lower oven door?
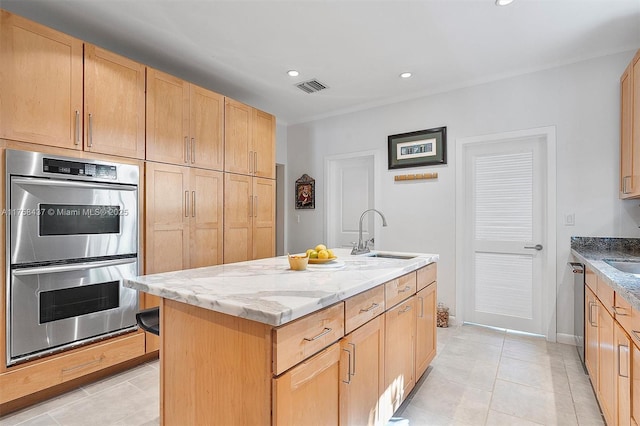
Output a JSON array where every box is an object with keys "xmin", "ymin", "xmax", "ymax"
[{"xmin": 8, "ymin": 257, "xmax": 138, "ymax": 366}]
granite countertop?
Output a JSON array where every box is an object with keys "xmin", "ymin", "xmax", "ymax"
[
  {"xmin": 125, "ymin": 248, "xmax": 438, "ymax": 327},
  {"xmin": 571, "ymin": 237, "xmax": 640, "ymax": 311}
]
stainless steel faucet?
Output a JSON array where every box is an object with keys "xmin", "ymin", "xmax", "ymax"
[{"xmin": 351, "ymin": 209, "xmax": 388, "ymax": 255}]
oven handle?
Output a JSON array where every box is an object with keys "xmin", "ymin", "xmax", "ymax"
[
  {"xmin": 12, "ymin": 257, "xmax": 137, "ymax": 276},
  {"xmin": 11, "ymin": 177, "xmax": 137, "ymax": 191}
]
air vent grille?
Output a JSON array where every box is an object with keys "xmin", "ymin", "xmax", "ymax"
[{"xmin": 295, "ymin": 79, "xmax": 328, "ymax": 94}]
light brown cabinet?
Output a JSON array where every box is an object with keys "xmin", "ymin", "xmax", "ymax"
[
  {"xmin": 597, "ymin": 292, "xmax": 616, "ymax": 425},
  {"xmin": 224, "ymin": 98, "xmax": 276, "ymax": 179},
  {"xmin": 0, "ymin": 12, "xmax": 145, "ymax": 158},
  {"xmin": 146, "ymin": 68, "xmax": 224, "ymax": 170},
  {"xmin": 223, "ymin": 173, "xmax": 275, "ymax": 263},
  {"xmin": 585, "ymin": 285, "xmax": 599, "ymax": 380},
  {"xmin": 632, "ymin": 343, "xmax": 640, "ymax": 425},
  {"xmin": 416, "ymin": 281, "xmax": 437, "ymax": 379},
  {"xmin": 615, "ymin": 321, "xmax": 631, "ymax": 426},
  {"xmin": 620, "ymin": 49, "xmax": 640, "ymax": 198}
]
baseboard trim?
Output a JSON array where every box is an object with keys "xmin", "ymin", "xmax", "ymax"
[{"xmin": 556, "ymin": 333, "xmax": 576, "ymax": 346}]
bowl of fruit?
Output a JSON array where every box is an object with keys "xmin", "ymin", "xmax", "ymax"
[{"xmin": 306, "ymin": 244, "xmax": 337, "ymax": 264}]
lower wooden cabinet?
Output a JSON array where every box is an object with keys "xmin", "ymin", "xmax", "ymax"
[
  {"xmin": 597, "ymin": 297, "xmax": 616, "ymax": 425},
  {"xmin": 632, "ymin": 343, "xmax": 640, "ymax": 425},
  {"xmin": 340, "ymin": 316, "xmax": 385, "ymax": 426},
  {"xmin": 416, "ymin": 281, "xmax": 437, "ymax": 379},
  {"xmin": 382, "ymin": 296, "xmax": 416, "ymax": 418},
  {"xmin": 585, "ymin": 285, "xmax": 599, "ymax": 380},
  {"xmin": 616, "ymin": 321, "xmax": 631, "ymax": 426}
]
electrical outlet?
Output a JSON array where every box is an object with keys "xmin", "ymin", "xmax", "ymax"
[{"xmin": 564, "ymin": 213, "xmax": 575, "ymax": 226}]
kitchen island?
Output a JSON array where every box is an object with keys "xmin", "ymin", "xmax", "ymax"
[{"xmin": 125, "ymin": 248, "xmax": 438, "ymax": 425}]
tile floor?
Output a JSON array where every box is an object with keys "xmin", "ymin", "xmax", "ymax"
[{"xmin": 0, "ymin": 324, "xmax": 603, "ymax": 426}]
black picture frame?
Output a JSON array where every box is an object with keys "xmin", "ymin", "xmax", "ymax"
[
  {"xmin": 388, "ymin": 126, "xmax": 447, "ymax": 169},
  {"xmin": 295, "ymin": 174, "xmax": 315, "ymax": 209}
]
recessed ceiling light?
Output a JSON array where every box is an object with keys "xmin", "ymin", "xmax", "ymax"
[
  {"xmin": 495, "ymin": 0, "xmax": 514, "ymax": 6},
  {"xmin": 400, "ymin": 72, "xmax": 412, "ymax": 79},
  {"xmin": 287, "ymin": 70, "xmax": 299, "ymax": 77}
]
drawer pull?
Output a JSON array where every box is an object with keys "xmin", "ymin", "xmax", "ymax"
[
  {"xmin": 632, "ymin": 330, "xmax": 640, "ymax": 343},
  {"xmin": 612, "ymin": 306, "xmax": 629, "ymax": 316},
  {"xmin": 349, "ymin": 342, "xmax": 356, "ymax": 376},
  {"xmin": 398, "ymin": 285, "xmax": 411, "ymax": 293},
  {"xmin": 619, "ymin": 343, "xmax": 630, "ymax": 378},
  {"xmin": 398, "ymin": 305, "xmax": 412, "ymax": 315},
  {"xmin": 359, "ymin": 303, "xmax": 379, "ymax": 313},
  {"xmin": 61, "ymin": 355, "xmax": 106, "ymax": 374},
  {"xmin": 342, "ymin": 348, "xmax": 352, "ymax": 384},
  {"xmin": 303, "ymin": 327, "xmax": 332, "ymax": 342}
]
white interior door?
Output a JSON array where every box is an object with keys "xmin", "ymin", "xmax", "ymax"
[
  {"xmin": 462, "ymin": 136, "xmax": 548, "ymax": 335},
  {"xmin": 326, "ymin": 153, "xmax": 376, "ymax": 249}
]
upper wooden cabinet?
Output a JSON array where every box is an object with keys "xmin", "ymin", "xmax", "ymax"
[
  {"xmin": 225, "ymin": 98, "xmax": 276, "ymax": 179},
  {"xmin": 620, "ymin": 49, "xmax": 640, "ymax": 198},
  {"xmin": 0, "ymin": 11, "xmax": 145, "ymax": 158},
  {"xmin": 146, "ymin": 68, "xmax": 224, "ymax": 170},
  {"xmin": 84, "ymin": 44, "xmax": 145, "ymax": 158},
  {"xmin": 0, "ymin": 10, "xmax": 83, "ymax": 149}
]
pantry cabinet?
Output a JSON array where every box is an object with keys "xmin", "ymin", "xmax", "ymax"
[
  {"xmin": 224, "ymin": 98, "xmax": 276, "ymax": 179},
  {"xmin": 223, "ymin": 173, "xmax": 275, "ymax": 263},
  {"xmin": 0, "ymin": 11, "xmax": 145, "ymax": 158},
  {"xmin": 620, "ymin": 49, "xmax": 640, "ymax": 198},
  {"xmin": 146, "ymin": 68, "xmax": 224, "ymax": 170}
]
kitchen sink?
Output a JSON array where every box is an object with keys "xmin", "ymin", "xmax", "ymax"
[
  {"xmin": 603, "ymin": 259, "xmax": 640, "ymax": 274},
  {"xmin": 363, "ymin": 252, "xmax": 416, "ymax": 260}
]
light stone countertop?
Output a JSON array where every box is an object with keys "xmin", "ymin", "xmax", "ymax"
[
  {"xmin": 571, "ymin": 237, "xmax": 640, "ymax": 312},
  {"xmin": 125, "ymin": 248, "xmax": 439, "ymax": 326}
]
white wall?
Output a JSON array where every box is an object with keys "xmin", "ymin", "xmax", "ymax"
[{"xmin": 283, "ymin": 50, "xmax": 639, "ymax": 337}]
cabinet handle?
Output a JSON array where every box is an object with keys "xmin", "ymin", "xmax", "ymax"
[
  {"xmin": 249, "ymin": 195, "xmax": 253, "ymax": 218},
  {"xmin": 184, "ymin": 137, "xmax": 189, "ymax": 163},
  {"xmin": 184, "ymin": 191, "xmax": 189, "ymax": 217},
  {"xmin": 419, "ymin": 296, "xmax": 424, "ymax": 318},
  {"xmin": 191, "ymin": 191, "xmax": 196, "ymax": 217},
  {"xmin": 61, "ymin": 354, "xmax": 105, "ymax": 373},
  {"xmin": 191, "ymin": 138, "xmax": 195, "ymax": 164},
  {"xmin": 398, "ymin": 305, "xmax": 412, "ymax": 315},
  {"xmin": 359, "ymin": 303, "xmax": 379, "ymax": 313},
  {"xmin": 254, "ymin": 196, "xmax": 258, "ymax": 218},
  {"xmin": 623, "ymin": 176, "xmax": 632, "ymax": 194},
  {"xmin": 612, "ymin": 306, "xmax": 629, "ymax": 316},
  {"xmin": 618, "ymin": 343, "xmax": 630, "ymax": 378},
  {"xmin": 254, "ymin": 152, "xmax": 258, "ymax": 175},
  {"xmin": 398, "ymin": 285, "xmax": 411, "ymax": 293},
  {"xmin": 342, "ymin": 348, "xmax": 352, "ymax": 384},
  {"xmin": 349, "ymin": 342, "xmax": 356, "ymax": 376},
  {"xmin": 75, "ymin": 110, "xmax": 80, "ymax": 145},
  {"xmin": 588, "ymin": 301, "xmax": 598, "ymax": 327},
  {"xmin": 632, "ymin": 330, "xmax": 640, "ymax": 344},
  {"xmin": 88, "ymin": 113, "xmax": 93, "ymax": 147},
  {"xmin": 249, "ymin": 151, "xmax": 253, "ymax": 174},
  {"xmin": 303, "ymin": 327, "xmax": 332, "ymax": 341}
]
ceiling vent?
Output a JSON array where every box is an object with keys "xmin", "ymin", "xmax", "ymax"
[{"xmin": 295, "ymin": 79, "xmax": 328, "ymax": 94}]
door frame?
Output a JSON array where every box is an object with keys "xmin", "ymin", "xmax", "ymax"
[
  {"xmin": 455, "ymin": 126, "xmax": 557, "ymax": 341},
  {"xmin": 324, "ymin": 150, "xmax": 382, "ymax": 249}
]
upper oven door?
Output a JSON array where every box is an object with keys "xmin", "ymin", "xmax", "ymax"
[{"xmin": 9, "ymin": 176, "xmax": 138, "ymax": 264}]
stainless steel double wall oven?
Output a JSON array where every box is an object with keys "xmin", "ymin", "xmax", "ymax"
[{"xmin": 6, "ymin": 149, "xmax": 140, "ymax": 366}]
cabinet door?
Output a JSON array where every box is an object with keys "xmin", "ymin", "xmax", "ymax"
[
  {"xmin": 146, "ymin": 68, "xmax": 189, "ymax": 165},
  {"xmin": 189, "ymin": 168, "xmax": 223, "ymax": 268},
  {"xmin": 598, "ymin": 298, "xmax": 616, "ymax": 425},
  {"xmin": 616, "ymin": 322, "xmax": 631, "ymax": 426},
  {"xmin": 189, "ymin": 85, "xmax": 224, "ymax": 170},
  {"xmin": 84, "ymin": 45, "xmax": 145, "ymax": 159},
  {"xmin": 224, "ymin": 173, "xmax": 253, "ymax": 263},
  {"xmin": 0, "ymin": 10, "xmax": 83, "ymax": 149},
  {"xmin": 621, "ymin": 61, "xmax": 635, "ymax": 198},
  {"xmin": 340, "ymin": 316, "xmax": 385, "ymax": 426},
  {"xmin": 382, "ymin": 296, "xmax": 416, "ymax": 420},
  {"xmin": 254, "ymin": 109, "xmax": 276, "ymax": 179},
  {"xmin": 632, "ymin": 343, "xmax": 640, "ymax": 425},
  {"xmin": 273, "ymin": 343, "xmax": 341, "ymax": 426},
  {"xmin": 253, "ymin": 177, "xmax": 276, "ymax": 260},
  {"xmin": 416, "ymin": 282, "xmax": 437, "ymax": 379},
  {"xmin": 585, "ymin": 286, "xmax": 599, "ymax": 380},
  {"xmin": 224, "ymin": 98, "xmax": 253, "ymax": 175}
]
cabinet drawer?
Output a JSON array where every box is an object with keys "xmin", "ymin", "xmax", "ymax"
[
  {"xmin": 614, "ymin": 293, "xmax": 636, "ymax": 338},
  {"xmin": 417, "ymin": 263, "xmax": 437, "ymax": 291},
  {"xmin": 585, "ymin": 266, "xmax": 597, "ymax": 292},
  {"xmin": 385, "ymin": 272, "xmax": 417, "ymax": 308},
  {"xmin": 344, "ymin": 285, "xmax": 385, "ymax": 334},
  {"xmin": 0, "ymin": 332, "xmax": 145, "ymax": 404},
  {"xmin": 597, "ymin": 276, "xmax": 615, "ymax": 316},
  {"xmin": 273, "ymin": 303, "xmax": 344, "ymax": 375}
]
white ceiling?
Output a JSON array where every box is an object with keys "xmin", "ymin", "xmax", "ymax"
[{"xmin": 3, "ymin": 0, "xmax": 640, "ymax": 125}]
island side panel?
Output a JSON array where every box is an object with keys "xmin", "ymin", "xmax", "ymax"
[{"xmin": 161, "ymin": 298, "xmax": 272, "ymax": 425}]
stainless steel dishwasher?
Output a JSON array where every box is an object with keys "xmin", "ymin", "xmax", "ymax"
[{"xmin": 569, "ymin": 261, "xmax": 587, "ymax": 372}]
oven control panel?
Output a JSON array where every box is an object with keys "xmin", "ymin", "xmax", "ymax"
[{"xmin": 43, "ymin": 158, "xmax": 117, "ymax": 180}]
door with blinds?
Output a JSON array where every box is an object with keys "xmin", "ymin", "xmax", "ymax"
[{"xmin": 462, "ymin": 136, "xmax": 546, "ymax": 335}]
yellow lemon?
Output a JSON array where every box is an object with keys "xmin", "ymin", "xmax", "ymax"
[
  {"xmin": 327, "ymin": 249, "xmax": 335, "ymax": 259},
  {"xmin": 309, "ymin": 250, "xmax": 318, "ymax": 259},
  {"xmin": 306, "ymin": 248, "xmax": 314, "ymax": 257},
  {"xmin": 317, "ymin": 249, "xmax": 329, "ymax": 260},
  {"xmin": 315, "ymin": 244, "xmax": 327, "ymax": 252}
]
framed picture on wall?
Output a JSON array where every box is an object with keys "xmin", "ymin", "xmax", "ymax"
[
  {"xmin": 295, "ymin": 174, "xmax": 315, "ymax": 209},
  {"xmin": 388, "ymin": 126, "xmax": 447, "ymax": 169}
]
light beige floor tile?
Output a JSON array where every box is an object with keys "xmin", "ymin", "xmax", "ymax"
[
  {"xmin": 501, "ymin": 338, "xmax": 566, "ymax": 369},
  {"xmin": 81, "ymin": 363, "xmax": 156, "ymax": 395},
  {"xmin": 497, "ymin": 355, "xmax": 571, "ymax": 395},
  {"xmin": 0, "ymin": 388, "xmax": 88, "ymax": 426},
  {"xmin": 490, "ymin": 379, "xmax": 578, "ymax": 425},
  {"xmin": 429, "ymin": 352, "xmax": 498, "ymax": 392},
  {"xmin": 437, "ymin": 336, "xmax": 503, "ymax": 365},
  {"xmin": 454, "ymin": 325, "xmax": 506, "ymax": 348},
  {"xmin": 485, "ymin": 409, "xmax": 544, "ymax": 425},
  {"xmin": 128, "ymin": 369, "xmax": 159, "ymax": 396},
  {"xmin": 3, "ymin": 414, "xmax": 59, "ymax": 426}
]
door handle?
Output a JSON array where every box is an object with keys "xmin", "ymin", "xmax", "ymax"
[{"xmin": 524, "ymin": 244, "xmax": 543, "ymax": 251}]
